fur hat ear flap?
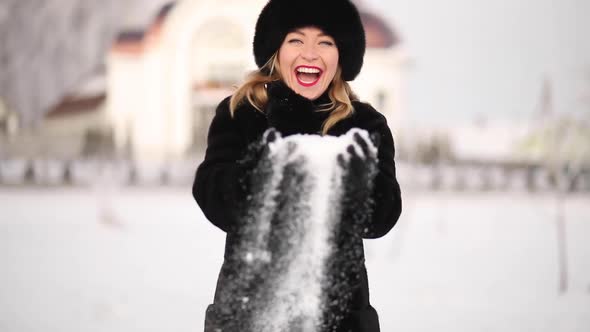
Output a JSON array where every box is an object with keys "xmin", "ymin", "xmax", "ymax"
[{"xmin": 253, "ymin": 0, "xmax": 366, "ymax": 81}]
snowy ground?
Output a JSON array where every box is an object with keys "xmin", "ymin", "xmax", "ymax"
[{"xmin": 0, "ymin": 186, "xmax": 589, "ymax": 332}]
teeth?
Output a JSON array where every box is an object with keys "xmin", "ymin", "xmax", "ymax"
[{"xmin": 297, "ymin": 67, "xmax": 321, "ymax": 74}]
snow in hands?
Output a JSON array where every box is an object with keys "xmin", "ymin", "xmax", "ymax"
[{"xmin": 227, "ymin": 128, "xmax": 378, "ymax": 332}]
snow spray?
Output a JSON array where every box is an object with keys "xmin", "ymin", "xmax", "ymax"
[{"xmin": 232, "ymin": 128, "xmax": 377, "ymax": 332}]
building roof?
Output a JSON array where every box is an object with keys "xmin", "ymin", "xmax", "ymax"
[
  {"xmin": 111, "ymin": 1, "xmax": 177, "ymax": 55},
  {"xmin": 154, "ymin": 1, "xmax": 176, "ymax": 24},
  {"xmin": 46, "ymin": 94, "xmax": 106, "ymax": 119},
  {"xmin": 360, "ymin": 11, "xmax": 400, "ymax": 49},
  {"xmin": 111, "ymin": 29, "xmax": 146, "ymax": 54}
]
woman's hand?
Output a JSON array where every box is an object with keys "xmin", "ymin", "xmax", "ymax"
[
  {"xmin": 337, "ymin": 130, "xmax": 379, "ymax": 199},
  {"xmin": 336, "ymin": 129, "xmax": 380, "ymax": 235}
]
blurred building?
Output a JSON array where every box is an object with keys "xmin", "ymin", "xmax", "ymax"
[
  {"xmin": 105, "ymin": 0, "xmax": 407, "ymax": 165},
  {"xmin": 1, "ymin": 75, "xmax": 109, "ymax": 160},
  {"xmin": 0, "ymin": 0, "xmax": 409, "ymax": 185},
  {"xmin": 0, "ymin": 98, "xmax": 18, "ymax": 139}
]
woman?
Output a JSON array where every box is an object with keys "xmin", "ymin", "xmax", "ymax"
[{"xmin": 193, "ymin": 0, "xmax": 402, "ymax": 331}]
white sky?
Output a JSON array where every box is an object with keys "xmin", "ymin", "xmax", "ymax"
[{"xmin": 364, "ymin": 0, "xmax": 590, "ymax": 126}]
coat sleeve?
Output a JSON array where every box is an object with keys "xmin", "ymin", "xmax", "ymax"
[
  {"xmin": 192, "ymin": 97, "xmax": 248, "ymax": 233},
  {"xmin": 362, "ymin": 109, "xmax": 403, "ymax": 239}
]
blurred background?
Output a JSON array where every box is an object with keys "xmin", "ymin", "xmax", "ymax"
[{"xmin": 1, "ymin": 0, "xmax": 589, "ymax": 331}]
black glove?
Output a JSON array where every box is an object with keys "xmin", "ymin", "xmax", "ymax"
[
  {"xmin": 334, "ymin": 129, "xmax": 379, "ymax": 248},
  {"xmin": 337, "ymin": 130, "xmax": 379, "ymax": 205},
  {"xmin": 323, "ymin": 130, "xmax": 380, "ymax": 327},
  {"xmin": 238, "ymin": 128, "xmax": 281, "ymax": 189},
  {"xmin": 265, "ymin": 80, "xmax": 321, "ymax": 136},
  {"xmin": 238, "ymin": 127, "xmax": 279, "ymax": 166}
]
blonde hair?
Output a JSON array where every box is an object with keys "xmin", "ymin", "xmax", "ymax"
[{"xmin": 229, "ymin": 53, "xmax": 357, "ymax": 135}]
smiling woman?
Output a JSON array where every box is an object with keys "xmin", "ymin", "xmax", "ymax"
[
  {"xmin": 278, "ymin": 27, "xmax": 339, "ymax": 100},
  {"xmin": 192, "ymin": 0, "xmax": 402, "ymax": 331}
]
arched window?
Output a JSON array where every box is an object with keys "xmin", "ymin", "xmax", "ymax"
[{"xmin": 189, "ymin": 18, "xmax": 247, "ymax": 87}]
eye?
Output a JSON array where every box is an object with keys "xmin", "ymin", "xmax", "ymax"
[
  {"xmin": 319, "ymin": 40, "xmax": 335, "ymax": 46},
  {"xmin": 288, "ymin": 38, "xmax": 303, "ymax": 44}
]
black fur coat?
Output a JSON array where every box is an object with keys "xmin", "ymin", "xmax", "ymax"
[{"xmin": 193, "ymin": 82, "xmax": 402, "ymax": 332}]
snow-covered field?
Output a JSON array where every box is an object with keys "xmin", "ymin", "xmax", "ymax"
[{"xmin": 0, "ymin": 186, "xmax": 589, "ymax": 332}]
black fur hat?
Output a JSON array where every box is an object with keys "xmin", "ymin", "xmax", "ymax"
[{"xmin": 253, "ymin": 0, "xmax": 366, "ymax": 81}]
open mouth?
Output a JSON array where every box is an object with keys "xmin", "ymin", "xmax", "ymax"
[{"xmin": 295, "ymin": 66, "xmax": 323, "ymax": 87}]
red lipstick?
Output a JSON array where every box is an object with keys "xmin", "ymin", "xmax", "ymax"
[{"xmin": 295, "ymin": 65, "xmax": 323, "ymax": 87}]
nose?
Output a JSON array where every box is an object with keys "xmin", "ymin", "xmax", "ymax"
[{"xmin": 300, "ymin": 43, "xmax": 319, "ymax": 61}]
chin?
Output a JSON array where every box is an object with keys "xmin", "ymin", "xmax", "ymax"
[
  {"xmin": 299, "ymin": 91, "xmax": 319, "ymax": 100},
  {"xmin": 286, "ymin": 78, "xmax": 328, "ymax": 100},
  {"xmin": 298, "ymin": 85, "xmax": 329, "ymax": 100}
]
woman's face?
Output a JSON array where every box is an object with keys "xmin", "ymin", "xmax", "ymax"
[{"xmin": 277, "ymin": 26, "xmax": 339, "ymax": 100}]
